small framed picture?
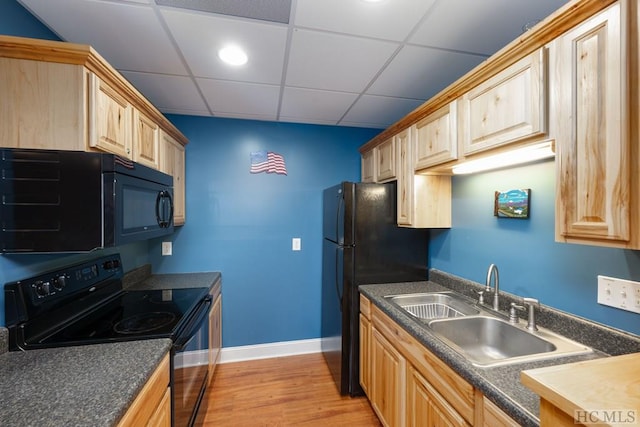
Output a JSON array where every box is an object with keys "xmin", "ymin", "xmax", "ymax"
[{"xmin": 494, "ymin": 189, "xmax": 530, "ymax": 219}]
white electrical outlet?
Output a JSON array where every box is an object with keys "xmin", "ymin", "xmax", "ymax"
[
  {"xmin": 597, "ymin": 275, "xmax": 640, "ymax": 314},
  {"xmin": 162, "ymin": 241, "xmax": 172, "ymax": 256},
  {"xmin": 292, "ymin": 238, "xmax": 301, "ymax": 251}
]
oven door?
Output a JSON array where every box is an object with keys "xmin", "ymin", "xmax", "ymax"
[{"xmin": 173, "ymin": 296, "xmax": 212, "ymax": 427}]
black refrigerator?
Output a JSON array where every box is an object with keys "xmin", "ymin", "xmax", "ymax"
[{"xmin": 321, "ymin": 181, "xmax": 429, "ymax": 396}]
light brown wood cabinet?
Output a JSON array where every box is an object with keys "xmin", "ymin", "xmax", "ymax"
[
  {"xmin": 133, "ymin": 108, "xmax": 160, "ymax": 170},
  {"xmin": 361, "ymin": 149, "xmax": 376, "ymax": 183},
  {"xmin": 396, "ymin": 127, "xmax": 452, "ymax": 229},
  {"xmin": 376, "ymin": 137, "xmax": 397, "ymax": 182},
  {"xmin": 551, "ymin": 1, "xmax": 635, "ymax": 248},
  {"xmin": 360, "ymin": 294, "xmax": 522, "ymax": 427},
  {"xmin": 359, "ymin": 294, "xmax": 372, "ymax": 396},
  {"xmin": 413, "ymin": 100, "xmax": 459, "ymax": 170},
  {"xmin": 160, "ymin": 130, "xmax": 186, "ymax": 226},
  {"xmin": 459, "ymin": 48, "xmax": 547, "ymax": 156},
  {"xmin": 117, "ymin": 353, "xmax": 171, "ymax": 427},
  {"xmin": 371, "ymin": 326, "xmax": 406, "ymax": 427},
  {"xmin": 208, "ymin": 278, "xmax": 222, "ymax": 385},
  {"xmin": 0, "ymin": 35, "xmax": 188, "ymax": 224}
]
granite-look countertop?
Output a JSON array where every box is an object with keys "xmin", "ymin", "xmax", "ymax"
[
  {"xmin": 360, "ymin": 272, "xmax": 640, "ymax": 427},
  {"xmin": 124, "ymin": 267, "xmax": 220, "ymax": 291},
  {"xmin": 0, "ymin": 338, "xmax": 171, "ymax": 427}
]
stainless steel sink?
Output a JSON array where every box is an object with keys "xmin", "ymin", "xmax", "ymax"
[
  {"xmin": 428, "ymin": 316, "xmax": 592, "ymax": 367},
  {"xmin": 385, "ymin": 292, "xmax": 480, "ymax": 320}
]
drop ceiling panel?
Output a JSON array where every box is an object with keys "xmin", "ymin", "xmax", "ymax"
[
  {"xmin": 19, "ymin": 0, "xmax": 187, "ymax": 74},
  {"xmin": 162, "ymin": 9, "xmax": 288, "ymax": 84},
  {"xmin": 280, "ymin": 87, "xmax": 359, "ymax": 123},
  {"xmin": 286, "ymin": 29, "xmax": 399, "ymax": 93},
  {"xmin": 411, "ymin": 0, "xmax": 568, "ymax": 55},
  {"xmin": 197, "ymin": 78, "xmax": 280, "ymax": 120},
  {"xmin": 368, "ymin": 45, "xmax": 486, "ymax": 100},
  {"xmin": 294, "ymin": 0, "xmax": 436, "ymax": 41},
  {"xmin": 121, "ymin": 71, "xmax": 209, "ymax": 114},
  {"xmin": 343, "ymin": 95, "xmax": 424, "ymax": 128}
]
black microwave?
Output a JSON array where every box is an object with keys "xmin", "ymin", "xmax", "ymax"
[{"xmin": 0, "ymin": 148, "xmax": 173, "ymax": 253}]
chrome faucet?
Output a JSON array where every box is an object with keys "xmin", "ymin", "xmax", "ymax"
[
  {"xmin": 522, "ymin": 297, "xmax": 540, "ymax": 331},
  {"xmin": 485, "ymin": 264, "xmax": 500, "ymax": 310}
]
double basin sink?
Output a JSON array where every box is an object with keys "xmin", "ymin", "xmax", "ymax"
[{"xmin": 384, "ymin": 292, "xmax": 592, "ymax": 367}]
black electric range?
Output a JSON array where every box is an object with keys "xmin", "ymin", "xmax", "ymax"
[{"xmin": 4, "ymin": 254, "xmax": 212, "ymax": 427}]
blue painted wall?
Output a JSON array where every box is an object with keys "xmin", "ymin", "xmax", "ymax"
[
  {"xmin": 430, "ymin": 159, "xmax": 640, "ymax": 335},
  {"xmin": 0, "ymin": 0, "xmax": 58, "ymax": 40},
  {"xmin": 149, "ymin": 116, "xmax": 379, "ymax": 347}
]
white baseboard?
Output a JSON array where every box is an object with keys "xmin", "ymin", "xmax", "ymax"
[
  {"xmin": 174, "ymin": 338, "xmax": 341, "ymax": 367},
  {"xmin": 219, "ymin": 337, "xmax": 340, "ymax": 364}
]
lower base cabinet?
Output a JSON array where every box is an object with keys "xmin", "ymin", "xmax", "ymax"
[
  {"xmin": 208, "ymin": 278, "xmax": 222, "ymax": 385},
  {"xmin": 359, "ymin": 294, "xmax": 520, "ymax": 427},
  {"xmin": 117, "ymin": 353, "xmax": 171, "ymax": 427}
]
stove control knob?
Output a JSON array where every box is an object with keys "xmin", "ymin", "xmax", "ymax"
[
  {"xmin": 53, "ymin": 275, "xmax": 66, "ymax": 291},
  {"xmin": 35, "ymin": 281, "xmax": 50, "ymax": 297}
]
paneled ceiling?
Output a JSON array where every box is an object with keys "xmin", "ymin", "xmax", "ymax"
[{"xmin": 18, "ymin": 0, "xmax": 568, "ymax": 129}]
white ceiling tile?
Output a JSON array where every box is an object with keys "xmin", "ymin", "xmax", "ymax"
[
  {"xmin": 280, "ymin": 87, "xmax": 358, "ymax": 123},
  {"xmin": 286, "ymin": 29, "xmax": 399, "ymax": 93},
  {"xmin": 19, "ymin": 0, "xmax": 187, "ymax": 74},
  {"xmin": 342, "ymin": 95, "xmax": 424, "ymax": 128},
  {"xmin": 294, "ymin": 0, "xmax": 436, "ymax": 41},
  {"xmin": 368, "ymin": 45, "xmax": 485, "ymax": 100},
  {"xmin": 162, "ymin": 9, "xmax": 288, "ymax": 84},
  {"xmin": 411, "ymin": 0, "xmax": 568, "ymax": 55},
  {"xmin": 197, "ymin": 79, "xmax": 280, "ymax": 119},
  {"xmin": 120, "ymin": 71, "xmax": 208, "ymax": 113}
]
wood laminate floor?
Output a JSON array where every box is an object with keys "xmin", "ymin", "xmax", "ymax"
[{"xmin": 194, "ymin": 353, "xmax": 382, "ymax": 426}]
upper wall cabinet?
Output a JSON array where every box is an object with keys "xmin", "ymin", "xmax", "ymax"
[
  {"xmin": 160, "ymin": 130, "xmax": 186, "ymax": 226},
  {"xmin": 413, "ymin": 100, "xmax": 458, "ymax": 170},
  {"xmin": 460, "ymin": 48, "xmax": 547, "ymax": 156},
  {"xmin": 551, "ymin": 1, "xmax": 634, "ymax": 248},
  {"xmin": 361, "ymin": 149, "xmax": 376, "ymax": 183},
  {"xmin": 375, "ymin": 137, "xmax": 397, "ymax": 182},
  {"xmin": 89, "ymin": 73, "xmax": 133, "ymax": 158}
]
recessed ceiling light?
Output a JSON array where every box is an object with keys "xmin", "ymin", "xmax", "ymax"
[{"xmin": 218, "ymin": 45, "xmax": 248, "ymax": 66}]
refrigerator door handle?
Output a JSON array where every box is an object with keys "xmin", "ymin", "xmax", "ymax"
[{"xmin": 335, "ymin": 189, "xmax": 343, "ymax": 245}]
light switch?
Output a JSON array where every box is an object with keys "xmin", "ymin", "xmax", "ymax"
[
  {"xmin": 162, "ymin": 241, "xmax": 172, "ymax": 256},
  {"xmin": 292, "ymin": 238, "xmax": 301, "ymax": 251}
]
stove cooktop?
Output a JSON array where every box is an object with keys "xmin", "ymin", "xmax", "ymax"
[{"xmin": 41, "ymin": 287, "xmax": 209, "ymax": 345}]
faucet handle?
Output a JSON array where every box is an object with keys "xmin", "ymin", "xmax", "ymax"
[
  {"xmin": 509, "ymin": 302, "xmax": 526, "ymax": 323},
  {"xmin": 522, "ymin": 297, "xmax": 539, "ymax": 307},
  {"xmin": 477, "ymin": 290, "xmax": 485, "ymax": 305},
  {"xmin": 522, "ymin": 298, "xmax": 540, "ymax": 331}
]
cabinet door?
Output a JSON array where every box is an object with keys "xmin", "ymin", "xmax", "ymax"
[
  {"xmin": 396, "ymin": 128, "xmax": 413, "ymax": 226},
  {"xmin": 551, "ymin": 3, "xmax": 628, "ymax": 246},
  {"xmin": 371, "ymin": 327, "xmax": 406, "ymax": 427},
  {"xmin": 208, "ymin": 292, "xmax": 222, "ymax": 385},
  {"xmin": 406, "ymin": 365, "xmax": 470, "ymax": 427},
  {"xmin": 89, "ymin": 73, "xmax": 132, "ymax": 158},
  {"xmin": 461, "ymin": 48, "xmax": 546, "ymax": 155},
  {"xmin": 160, "ymin": 131, "xmax": 186, "ymax": 226},
  {"xmin": 376, "ymin": 137, "xmax": 396, "ymax": 182},
  {"xmin": 133, "ymin": 109, "xmax": 160, "ymax": 169},
  {"xmin": 146, "ymin": 387, "xmax": 171, "ymax": 427},
  {"xmin": 482, "ymin": 397, "xmax": 519, "ymax": 427},
  {"xmin": 359, "ymin": 313, "xmax": 371, "ymax": 397},
  {"xmin": 361, "ymin": 149, "xmax": 376, "ymax": 183},
  {"xmin": 414, "ymin": 101, "xmax": 458, "ymax": 170}
]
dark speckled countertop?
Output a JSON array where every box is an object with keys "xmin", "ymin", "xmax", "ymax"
[
  {"xmin": 0, "ymin": 339, "xmax": 172, "ymax": 427},
  {"xmin": 0, "ymin": 268, "xmax": 220, "ymax": 426},
  {"xmin": 360, "ymin": 269, "xmax": 640, "ymax": 427}
]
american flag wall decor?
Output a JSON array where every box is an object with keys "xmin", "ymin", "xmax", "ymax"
[{"xmin": 250, "ymin": 151, "xmax": 287, "ymax": 175}]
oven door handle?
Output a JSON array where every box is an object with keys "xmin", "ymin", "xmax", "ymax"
[{"xmin": 174, "ymin": 295, "xmax": 213, "ymax": 350}]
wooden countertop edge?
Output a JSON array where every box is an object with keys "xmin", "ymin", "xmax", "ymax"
[
  {"xmin": 359, "ymin": 0, "xmax": 618, "ymax": 153},
  {"xmin": 0, "ymin": 35, "xmax": 188, "ymax": 146},
  {"xmin": 521, "ymin": 353, "xmax": 640, "ymax": 421}
]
